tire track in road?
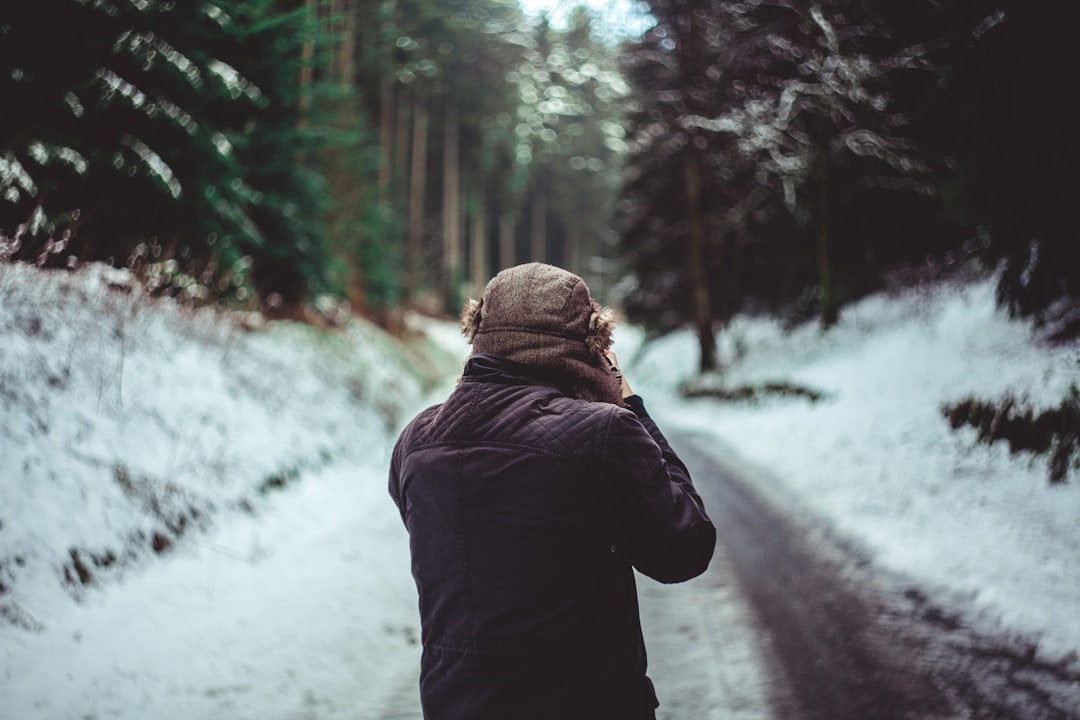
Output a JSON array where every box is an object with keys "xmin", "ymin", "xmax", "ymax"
[
  {"xmin": 638, "ymin": 537, "xmax": 786, "ymax": 720},
  {"xmin": 670, "ymin": 431, "xmax": 958, "ymax": 720},
  {"xmin": 670, "ymin": 430, "xmax": 1080, "ymax": 720}
]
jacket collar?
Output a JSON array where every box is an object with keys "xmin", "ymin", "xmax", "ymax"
[{"xmin": 461, "ymin": 353, "xmax": 563, "ymax": 390}]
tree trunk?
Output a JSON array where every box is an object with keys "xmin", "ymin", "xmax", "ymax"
[
  {"xmin": 817, "ymin": 147, "xmax": 837, "ymax": 328},
  {"xmin": 334, "ymin": 0, "xmax": 355, "ymax": 85},
  {"xmin": 407, "ymin": 81, "xmax": 429, "ymax": 299},
  {"xmin": 499, "ymin": 213, "xmax": 515, "ymax": 270},
  {"xmin": 395, "ymin": 82, "xmax": 410, "ymax": 194},
  {"xmin": 530, "ymin": 191, "xmax": 546, "ymax": 264},
  {"xmin": 298, "ymin": 0, "xmax": 317, "ymax": 120},
  {"xmin": 442, "ymin": 95, "xmax": 462, "ymax": 305},
  {"xmin": 378, "ymin": 76, "xmax": 394, "ymax": 202},
  {"xmin": 671, "ymin": 7, "xmax": 718, "ymax": 372},
  {"xmin": 469, "ymin": 188, "xmax": 487, "ymax": 294},
  {"xmin": 684, "ymin": 146, "xmax": 718, "ymax": 373},
  {"xmin": 565, "ymin": 203, "xmax": 582, "ymax": 276}
]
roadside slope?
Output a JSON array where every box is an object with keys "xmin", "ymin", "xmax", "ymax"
[{"xmin": 0, "ymin": 262, "xmax": 456, "ymax": 719}]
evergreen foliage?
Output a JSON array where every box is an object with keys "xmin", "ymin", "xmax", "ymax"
[
  {"xmin": 618, "ymin": 0, "xmax": 956, "ymax": 343},
  {"xmin": 617, "ymin": 0, "xmax": 1077, "ymax": 364},
  {"xmin": 2, "ymin": 0, "xmax": 1074, "ymax": 326},
  {"xmin": 221, "ymin": 0, "xmax": 330, "ymax": 309},
  {"xmin": 943, "ymin": 383, "xmax": 1080, "ymax": 485},
  {"xmin": 0, "ymin": 0, "xmax": 336, "ymax": 307},
  {"xmin": 927, "ymin": 1, "xmax": 1080, "ymax": 322}
]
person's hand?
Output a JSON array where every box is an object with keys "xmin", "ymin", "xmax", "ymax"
[{"xmin": 605, "ymin": 350, "xmax": 634, "ymax": 399}]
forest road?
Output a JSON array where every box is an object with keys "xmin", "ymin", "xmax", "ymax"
[{"xmin": 664, "ymin": 430, "xmax": 1080, "ymax": 720}]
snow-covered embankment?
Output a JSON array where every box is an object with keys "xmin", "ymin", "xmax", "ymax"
[{"xmin": 0, "ymin": 262, "xmax": 458, "ymax": 719}]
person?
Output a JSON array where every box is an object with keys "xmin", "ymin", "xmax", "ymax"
[{"xmin": 388, "ymin": 263, "xmax": 716, "ymax": 720}]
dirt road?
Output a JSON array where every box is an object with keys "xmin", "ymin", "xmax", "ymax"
[{"xmin": 660, "ymin": 430, "xmax": 1080, "ymax": 720}]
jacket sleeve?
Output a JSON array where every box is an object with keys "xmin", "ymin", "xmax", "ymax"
[
  {"xmin": 388, "ymin": 403, "xmax": 441, "ymax": 527},
  {"xmin": 603, "ymin": 395, "xmax": 716, "ymax": 583}
]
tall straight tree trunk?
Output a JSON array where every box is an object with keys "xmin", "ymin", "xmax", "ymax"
[
  {"xmin": 499, "ymin": 213, "xmax": 515, "ymax": 270},
  {"xmin": 407, "ymin": 81, "xmax": 429, "ymax": 298},
  {"xmin": 671, "ymin": 8, "xmax": 718, "ymax": 372},
  {"xmin": 565, "ymin": 202, "xmax": 582, "ymax": 276},
  {"xmin": 530, "ymin": 192, "xmax": 546, "ymax": 264},
  {"xmin": 298, "ymin": 0, "xmax": 317, "ymax": 120},
  {"xmin": 469, "ymin": 188, "xmax": 487, "ymax": 293},
  {"xmin": 817, "ymin": 147, "xmax": 837, "ymax": 327},
  {"xmin": 324, "ymin": 0, "xmax": 361, "ymax": 302},
  {"xmin": 684, "ymin": 146, "xmax": 718, "ymax": 373},
  {"xmin": 442, "ymin": 95, "xmax": 461, "ymax": 305},
  {"xmin": 395, "ymin": 82, "xmax": 410, "ymax": 194},
  {"xmin": 334, "ymin": 0, "xmax": 355, "ymax": 84},
  {"xmin": 378, "ymin": 76, "xmax": 394, "ymax": 202}
]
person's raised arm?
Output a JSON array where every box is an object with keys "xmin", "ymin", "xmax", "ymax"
[{"xmin": 602, "ymin": 398, "xmax": 715, "ymax": 584}]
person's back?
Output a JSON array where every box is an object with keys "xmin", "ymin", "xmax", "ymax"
[{"xmin": 390, "ymin": 263, "xmax": 715, "ymax": 720}]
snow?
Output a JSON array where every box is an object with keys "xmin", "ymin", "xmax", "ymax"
[
  {"xmin": 624, "ymin": 277, "xmax": 1080, "ymax": 665},
  {"xmin": 0, "ymin": 262, "xmax": 450, "ymax": 718},
  {"xmin": 1, "ymin": 261, "xmax": 1077, "ymax": 719}
]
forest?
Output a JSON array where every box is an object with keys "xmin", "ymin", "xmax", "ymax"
[
  {"xmin": 1, "ymin": 0, "xmax": 1077, "ymax": 371},
  {"xmin": 2, "ymin": 4, "xmax": 1080, "ymax": 715}
]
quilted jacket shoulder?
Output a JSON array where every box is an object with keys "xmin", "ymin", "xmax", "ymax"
[{"xmin": 399, "ymin": 375, "xmax": 614, "ymax": 460}]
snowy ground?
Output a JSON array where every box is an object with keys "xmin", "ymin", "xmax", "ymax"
[
  {"xmin": 1, "ymin": 262, "xmax": 1077, "ymax": 719},
  {"xmin": 625, "ymin": 276, "xmax": 1080, "ymax": 668},
  {"xmin": 0, "ymin": 262, "xmax": 454, "ymax": 719}
]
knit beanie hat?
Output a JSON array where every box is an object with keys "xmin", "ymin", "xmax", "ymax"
[{"xmin": 461, "ymin": 263, "xmax": 623, "ymax": 406}]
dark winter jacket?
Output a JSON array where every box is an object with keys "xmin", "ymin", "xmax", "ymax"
[{"xmin": 389, "ymin": 353, "xmax": 716, "ymax": 720}]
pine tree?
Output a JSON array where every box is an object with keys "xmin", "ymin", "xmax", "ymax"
[
  {"xmin": 928, "ymin": 1, "xmax": 1080, "ymax": 322},
  {"xmin": 0, "ymin": 0, "xmax": 341, "ymax": 309}
]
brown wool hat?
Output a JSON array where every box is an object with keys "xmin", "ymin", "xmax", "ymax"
[{"xmin": 461, "ymin": 263, "xmax": 623, "ymax": 405}]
